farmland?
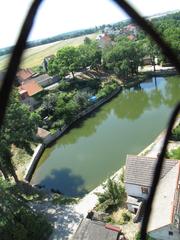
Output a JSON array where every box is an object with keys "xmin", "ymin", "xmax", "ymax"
[{"xmin": 0, "ymin": 32, "xmax": 98, "ymax": 70}]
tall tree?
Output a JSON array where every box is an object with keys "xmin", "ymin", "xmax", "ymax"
[
  {"xmin": 48, "ymin": 46, "xmax": 80, "ymax": 79},
  {"xmin": 103, "ymin": 38, "xmax": 144, "ymax": 78},
  {"xmin": 0, "ymin": 90, "xmax": 41, "ymax": 181}
]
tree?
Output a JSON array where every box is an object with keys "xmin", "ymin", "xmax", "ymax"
[
  {"xmin": 0, "ymin": 178, "xmax": 52, "ymax": 240},
  {"xmin": 84, "ymin": 37, "xmax": 92, "ymax": 45},
  {"xmin": 143, "ymin": 38, "xmax": 160, "ymax": 71},
  {"xmin": 49, "ymin": 46, "xmax": 80, "ymax": 78},
  {"xmin": 78, "ymin": 41, "xmax": 102, "ymax": 69},
  {"xmin": 74, "ymin": 91, "xmax": 91, "ymax": 110},
  {"xmin": 0, "ymin": 89, "xmax": 41, "ymax": 181},
  {"xmin": 103, "ymin": 38, "xmax": 144, "ymax": 78}
]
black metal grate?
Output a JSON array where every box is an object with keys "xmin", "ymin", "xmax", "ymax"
[{"xmin": 0, "ymin": 1, "xmax": 180, "ymax": 239}]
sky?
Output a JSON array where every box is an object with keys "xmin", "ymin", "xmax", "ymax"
[{"xmin": 0, "ymin": 0, "xmax": 179, "ymax": 48}]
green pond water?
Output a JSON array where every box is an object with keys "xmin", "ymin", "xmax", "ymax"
[{"xmin": 31, "ymin": 76, "xmax": 180, "ymax": 196}]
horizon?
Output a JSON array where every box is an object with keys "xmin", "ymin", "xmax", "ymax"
[{"xmin": 0, "ymin": 0, "xmax": 179, "ymax": 49}]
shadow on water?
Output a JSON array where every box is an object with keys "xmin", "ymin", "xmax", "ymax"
[{"xmin": 39, "ymin": 168, "xmax": 88, "ymax": 197}]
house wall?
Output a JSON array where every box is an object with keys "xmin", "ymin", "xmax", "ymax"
[
  {"xmin": 149, "ymin": 224, "xmax": 180, "ymax": 240},
  {"xmin": 125, "ymin": 183, "xmax": 150, "ymax": 199}
]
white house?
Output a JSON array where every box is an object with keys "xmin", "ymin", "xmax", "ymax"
[{"xmin": 125, "ymin": 155, "xmax": 180, "ymax": 239}]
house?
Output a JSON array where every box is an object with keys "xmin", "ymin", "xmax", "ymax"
[
  {"xmin": 16, "ymin": 68, "xmax": 35, "ymax": 84},
  {"xmin": 73, "ymin": 218, "xmax": 123, "ymax": 240},
  {"xmin": 125, "ymin": 155, "xmax": 180, "ymax": 239},
  {"xmin": 96, "ymin": 33, "xmax": 112, "ymax": 48},
  {"xmin": 18, "ymin": 80, "xmax": 43, "ymax": 109},
  {"xmin": 32, "ymin": 73, "xmax": 59, "ymax": 87}
]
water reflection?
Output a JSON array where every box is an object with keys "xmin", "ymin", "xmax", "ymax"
[
  {"xmin": 40, "ymin": 168, "xmax": 87, "ymax": 197},
  {"xmin": 31, "ymin": 76, "xmax": 180, "ymax": 195}
]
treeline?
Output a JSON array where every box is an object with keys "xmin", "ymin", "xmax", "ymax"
[{"xmin": 0, "ymin": 27, "xmax": 98, "ymax": 56}]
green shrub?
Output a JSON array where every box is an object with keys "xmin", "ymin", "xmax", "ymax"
[
  {"xmin": 59, "ymin": 80, "xmax": 71, "ymax": 91},
  {"xmin": 52, "ymin": 194, "xmax": 78, "ymax": 205},
  {"xmin": 97, "ymin": 82, "xmax": 117, "ymax": 99},
  {"xmin": 95, "ymin": 178, "xmax": 125, "ymax": 212},
  {"xmin": 135, "ymin": 232, "xmax": 154, "ymax": 240},
  {"xmin": 121, "ymin": 211, "xmax": 131, "ymax": 222},
  {"xmin": 171, "ymin": 124, "xmax": 180, "ymax": 141},
  {"xmin": 166, "ymin": 147, "xmax": 180, "ymax": 160}
]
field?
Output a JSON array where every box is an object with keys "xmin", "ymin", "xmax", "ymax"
[{"xmin": 0, "ymin": 32, "xmax": 98, "ymax": 70}]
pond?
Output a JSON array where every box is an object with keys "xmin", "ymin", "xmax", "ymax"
[{"xmin": 31, "ymin": 76, "xmax": 180, "ymax": 197}]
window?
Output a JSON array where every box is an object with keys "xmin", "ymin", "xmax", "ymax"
[
  {"xmin": 169, "ymin": 231, "xmax": 173, "ymax": 236},
  {"xmin": 141, "ymin": 187, "xmax": 148, "ymax": 194}
]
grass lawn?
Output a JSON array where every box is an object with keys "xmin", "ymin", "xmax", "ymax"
[
  {"xmin": 11, "ymin": 143, "xmax": 38, "ymax": 179},
  {"xmin": 0, "ymin": 32, "xmax": 98, "ymax": 70}
]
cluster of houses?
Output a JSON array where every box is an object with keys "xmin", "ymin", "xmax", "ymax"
[
  {"xmin": 96, "ymin": 23, "xmax": 138, "ymax": 44},
  {"xmin": 16, "ymin": 59, "xmax": 59, "ymax": 109}
]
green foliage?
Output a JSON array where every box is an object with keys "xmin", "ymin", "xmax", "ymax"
[
  {"xmin": 166, "ymin": 147, "xmax": 180, "ymax": 160},
  {"xmin": 78, "ymin": 40, "xmax": 102, "ymax": 69},
  {"xmin": 48, "ymin": 46, "xmax": 80, "ymax": 78},
  {"xmin": 103, "ymin": 38, "xmax": 144, "ymax": 78},
  {"xmin": 171, "ymin": 124, "xmax": 180, "ymax": 141},
  {"xmin": 52, "ymin": 193, "xmax": 78, "ymax": 205},
  {"xmin": 121, "ymin": 211, "xmax": 131, "ymax": 223},
  {"xmin": 135, "ymin": 232, "xmax": 154, "ymax": 240},
  {"xmin": 0, "ymin": 179, "xmax": 52, "ymax": 240},
  {"xmin": 74, "ymin": 91, "xmax": 91, "ymax": 110},
  {"xmin": 0, "ymin": 89, "xmax": 41, "ymax": 181},
  {"xmin": 96, "ymin": 82, "xmax": 117, "ymax": 99},
  {"xmin": 58, "ymin": 80, "xmax": 71, "ymax": 91},
  {"xmin": 96, "ymin": 178, "xmax": 125, "ymax": 212}
]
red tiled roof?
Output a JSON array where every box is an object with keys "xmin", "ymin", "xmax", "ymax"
[
  {"xmin": 16, "ymin": 68, "xmax": 34, "ymax": 81},
  {"xmin": 18, "ymin": 80, "xmax": 43, "ymax": 96}
]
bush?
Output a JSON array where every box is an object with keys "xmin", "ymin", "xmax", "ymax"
[
  {"xmin": 59, "ymin": 80, "xmax": 71, "ymax": 91},
  {"xmin": 166, "ymin": 147, "xmax": 180, "ymax": 160},
  {"xmin": 96, "ymin": 82, "xmax": 117, "ymax": 99},
  {"xmin": 121, "ymin": 211, "xmax": 131, "ymax": 223},
  {"xmin": 96, "ymin": 178, "xmax": 125, "ymax": 212},
  {"xmin": 171, "ymin": 124, "xmax": 180, "ymax": 141},
  {"xmin": 135, "ymin": 232, "xmax": 154, "ymax": 240}
]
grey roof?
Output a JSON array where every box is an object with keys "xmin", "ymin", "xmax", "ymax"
[
  {"xmin": 125, "ymin": 155, "xmax": 179, "ymax": 187},
  {"xmin": 32, "ymin": 74, "xmax": 52, "ymax": 83},
  {"xmin": 73, "ymin": 219, "xmax": 118, "ymax": 240}
]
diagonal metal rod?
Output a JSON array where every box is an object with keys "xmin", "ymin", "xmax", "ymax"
[
  {"xmin": 141, "ymin": 102, "xmax": 180, "ymax": 239},
  {"xmin": 112, "ymin": 1, "xmax": 180, "ymax": 239},
  {"xmin": 113, "ymin": 0, "xmax": 180, "ymax": 73},
  {"xmin": 0, "ymin": 0, "xmax": 43, "ymax": 128}
]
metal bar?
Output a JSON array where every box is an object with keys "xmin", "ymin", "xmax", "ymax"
[{"xmin": 0, "ymin": 0, "xmax": 43, "ymax": 127}]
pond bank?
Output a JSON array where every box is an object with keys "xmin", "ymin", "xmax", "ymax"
[
  {"xmin": 24, "ymin": 87, "xmax": 122, "ymax": 182},
  {"xmin": 24, "ymin": 74, "xmax": 150, "ymax": 183},
  {"xmin": 31, "ymin": 126, "xmax": 169, "ymax": 240}
]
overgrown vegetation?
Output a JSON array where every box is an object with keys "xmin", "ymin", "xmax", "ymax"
[
  {"xmin": 95, "ymin": 177, "xmax": 125, "ymax": 212},
  {"xmin": 135, "ymin": 232, "xmax": 154, "ymax": 240},
  {"xmin": 166, "ymin": 147, "xmax": 180, "ymax": 160},
  {"xmin": 52, "ymin": 193, "xmax": 79, "ymax": 205},
  {"xmin": 0, "ymin": 179, "xmax": 52, "ymax": 240},
  {"xmin": 170, "ymin": 123, "xmax": 180, "ymax": 141}
]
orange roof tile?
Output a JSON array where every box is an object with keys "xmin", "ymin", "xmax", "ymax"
[{"xmin": 16, "ymin": 68, "xmax": 34, "ymax": 81}]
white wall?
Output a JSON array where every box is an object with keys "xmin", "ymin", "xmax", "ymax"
[
  {"xmin": 149, "ymin": 224, "xmax": 180, "ymax": 240},
  {"xmin": 125, "ymin": 183, "xmax": 150, "ymax": 199}
]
